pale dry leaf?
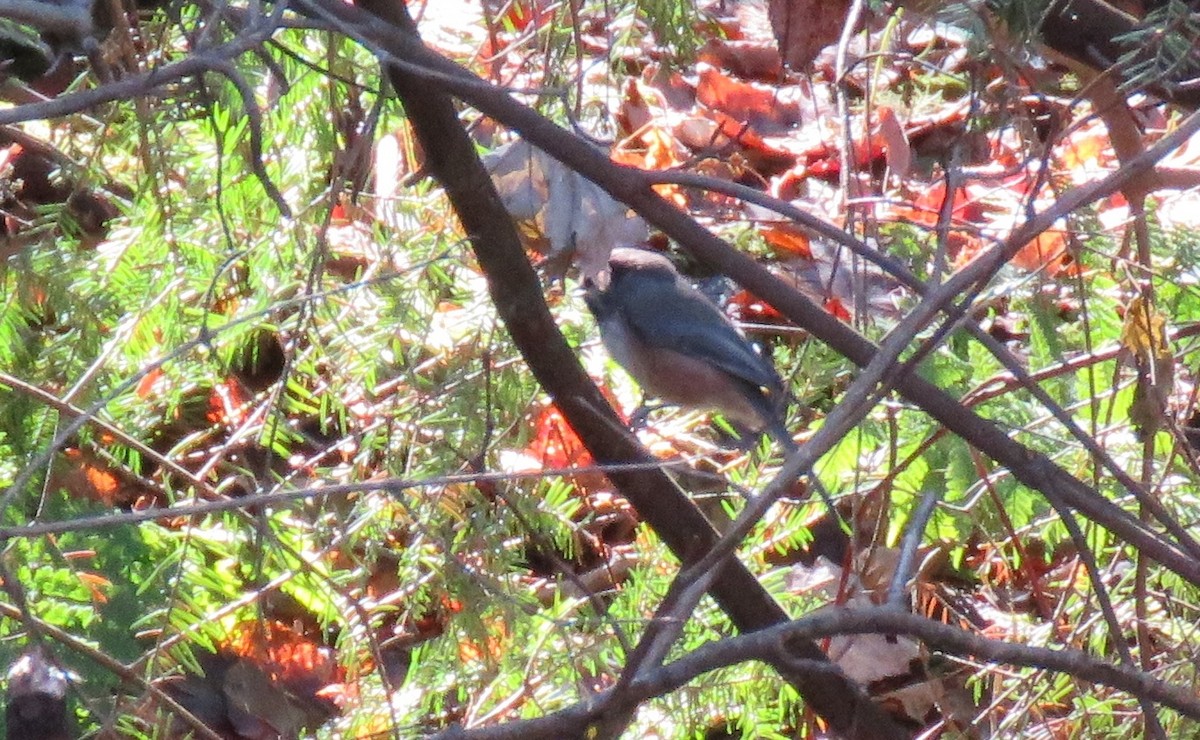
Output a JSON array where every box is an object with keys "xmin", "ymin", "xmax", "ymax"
[
  {"xmin": 876, "ymin": 106, "xmax": 911, "ymax": 180},
  {"xmin": 786, "ymin": 555, "xmax": 844, "ymax": 598},
  {"xmin": 821, "ymin": 597, "xmax": 922, "ymax": 686},
  {"xmin": 483, "ymin": 139, "xmax": 648, "ymax": 281}
]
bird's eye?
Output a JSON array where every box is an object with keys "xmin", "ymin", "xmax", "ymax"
[{"xmin": 582, "ymin": 267, "xmax": 612, "ymax": 292}]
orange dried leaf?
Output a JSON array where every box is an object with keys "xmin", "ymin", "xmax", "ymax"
[
  {"xmin": 612, "ymin": 125, "xmax": 688, "ymax": 206},
  {"xmin": 728, "ymin": 289, "xmax": 783, "ymax": 323},
  {"xmin": 526, "ymin": 404, "xmax": 594, "ymax": 470},
  {"xmin": 0, "ymin": 143, "xmax": 23, "ymax": 168},
  {"xmin": 441, "ymin": 595, "xmax": 464, "ymax": 614},
  {"xmin": 224, "ymin": 620, "xmax": 340, "ymax": 687},
  {"xmin": 640, "ymin": 127, "xmax": 687, "ymax": 172},
  {"xmin": 314, "ymin": 682, "xmax": 356, "ymax": 708},
  {"xmin": 899, "ymin": 181, "xmax": 983, "ymax": 226},
  {"xmin": 695, "ymin": 65, "xmax": 801, "ymax": 134},
  {"xmin": 136, "ymin": 367, "xmax": 164, "ymax": 399},
  {"xmin": 77, "ymin": 572, "xmax": 112, "ymax": 604},
  {"xmin": 761, "ymin": 224, "xmax": 812, "ymax": 259},
  {"xmin": 457, "ymin": 617, "xmax": 509, "ymax": 665},
  {"xmin": 515, "ymin": 400, "xmax": 614, "ymax": 494},
  {"xmin": 52, "ymin": 449, "xmax": 132, "ymax": 506},
  {"xmin": 705, "ymin": 109, "xmax": 798, "ymax": 173},
  {"xmin": 824, "ymin": 296, "xmax": 852, "ymax": 322},
  {"xmin": 949, "ymin": 233, "xmax": 986, "ymax": 270},
  {"xmin": 616, "ymin": 79, "xmax": 652, "ymax": 137},
  {"xmin": 1011, "ymin": 229, "xmax": 1069, "ymax": 274},
  {"xmin": 1059, "ymin": 120, "xmax": 1112, "ymax": 172},
  {"xmin": 207, "ymin": 379, "xmax": 250, "ymax": 426}
]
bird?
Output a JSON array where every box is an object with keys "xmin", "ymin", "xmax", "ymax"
[
  {"xmin": 584, "ymin": 247, "xmax": 844, "ymax": 522},
  {"xmin": 583, "ymin": 247, "xmax": 794, "ymax": 449}
]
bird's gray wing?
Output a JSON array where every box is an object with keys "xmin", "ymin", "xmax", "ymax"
[{"xmin": 613, "ymin": 274, "xmax": 783, "ymax": 392}]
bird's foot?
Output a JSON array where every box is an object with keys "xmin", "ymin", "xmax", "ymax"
[{"xmin": 628, "ymin": 400, "xmax": 665, "ymax": 430}]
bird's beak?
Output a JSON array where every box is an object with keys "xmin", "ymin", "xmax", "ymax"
[{"xmin": 580, "ymin": 279, "xmax": 599, "ymax": 310}]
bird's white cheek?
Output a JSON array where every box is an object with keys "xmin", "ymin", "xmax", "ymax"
[{"xmin": 598, "ymin": 316, "xmax": 641, "ymax": 373}]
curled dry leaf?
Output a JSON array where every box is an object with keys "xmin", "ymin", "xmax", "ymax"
[
  {"xmin": 1010, "ymin": 229, "xmax": 1073, "ymax": 275},
  {"xmin": 612, "ymin": 124, "xmax": 690, "ymax": 208},
  {"xmin": 768, "ymin": 0, "xmax": 852, "ymax": 70},
  {"xmin": 788, "ymin": 561, "xmax": 939, "ymax": 725},
  {"xmin": 1120, "ymin": 296, "xmax": 1171, "ymax": 362},
  {"xmin": 1120, "ymin": 296, "xmax": 1175, "ymax": 439},
  {"xmin": 483, "ymin": 139, "xmax": 648, "ymax": 282}
]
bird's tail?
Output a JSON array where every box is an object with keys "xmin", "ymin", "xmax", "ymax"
[{"xmin": 767, "ymin": 418, "xmax": 844, "ymax": 526}]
